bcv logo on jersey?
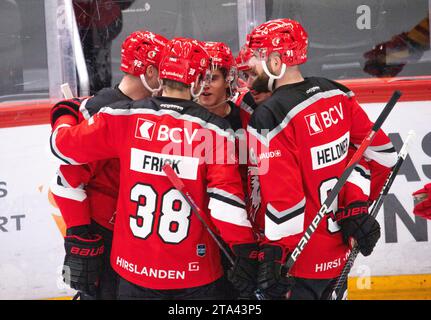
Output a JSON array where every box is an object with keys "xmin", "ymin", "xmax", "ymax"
[
  {"xmin": 157, "ymin": 125, "xmax": 198, "ymax": 144},
  {"xmin": 304, "ymin": 113, "xmax": 323, "ymax": 135},
  {"xmin": 135, "ymin": 120, "xmax": 198, "ymax": 144},
  {"xmin": 135, "ymin": 118, "xmax": 156, "ymax": 141},
  {"xmin": 305, "ymin": 102, "xmax": 344, "ymax": 135}
]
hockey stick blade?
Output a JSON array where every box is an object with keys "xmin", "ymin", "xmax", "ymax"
[
  {"xmin": 61, "ymin": 83, "xmax": 74, "ymax": 99},
  {"xmin": 284, "ymin": 90, "xmax": 402, "ymax": 272},
  {"xmin": 329, "ymin": 130, "xmax": 415, "ymax": 300}
]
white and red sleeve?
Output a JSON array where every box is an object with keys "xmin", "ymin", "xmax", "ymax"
[
  {"xmin": 206, "ymin": 130, "xmax": 256, "ymax": 246},
  {"xmin": 50, "ymin": 111, "xmax": 120, "ymax": 165},
  {"xmin": 248, "ymin": 111, "xmax": 305, "ymax": 253},
  {"xmin": 348, "ymin": 96, "xmax": 398, "ymax": 201},
  {"xmin": 50, "ymin": 164, "xmax": 94, "ymax": 228}
]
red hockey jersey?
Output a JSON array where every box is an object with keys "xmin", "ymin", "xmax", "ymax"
[
  {"xmin": 50, "ymin": 87, "xmax": 132, "ymax": 230},
  {"xmin": 231, "ymin": 90, "xmax": 257, "ymax": 130},
  {"xmin": 247, "ymin": 77, "xmax": 397, "ymax": 279},
  {"xmin": 50, "ymin": 96, "xmax": 255, "ymax": 289}
]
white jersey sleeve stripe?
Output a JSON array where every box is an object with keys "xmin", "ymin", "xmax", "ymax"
[
  {"xmin": 363, "ymin": 149, "xmax": 398, "ymax": 168},
  {"xmin": 208, "ymin": 198, "xmax": 251, "ymax": 227},
  {"xmin": 265, "ymin": 211, "xmax": 305, "ymax": 240},
  {"xmin": 79, "ymin": 97, "xmax": 91, "ymax": 120},
  {"xmin": 50, "ymin": 124, "xmax": 82, "ymax": 165},
  {"xmin": 347, "ymin": 167, "xmax": 371, "ymax": 197},
  {"xmin": 266, "ymin": 198, "xmax": 306, "ymax": 224},
  {"xmin": 207, "ymin": 187, "xmax": 245, "ymax": 207},
  {"xmin": 354, "ymin": 164, "xmax": 371, "ymax": 178},
  {"xmin": 367, "ymin": 142, "xmax": 395, "ymax": 152},
  {"xmin": 49, "ymin": 176, "xmax": 87, "ymax": 202}
]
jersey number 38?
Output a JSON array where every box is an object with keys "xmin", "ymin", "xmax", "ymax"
[{"xmin": 129, "ymin": 183, "xmax": 192, "ymax": 244}]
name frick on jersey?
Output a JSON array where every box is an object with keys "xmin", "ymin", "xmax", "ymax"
[
  {"xmin": 142, "ymin": 154, "xmax": 180, "ymax": 174},
  {"xmin": 130, "ymin": 148, "xmax": 199, "ymax": 180}
]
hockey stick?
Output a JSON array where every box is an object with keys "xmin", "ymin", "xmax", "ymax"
[
  {"xmin": 329, "ymin": 129, "xmax": 416, "ymax": 300},
  {"xmin": 61, "ymin": 83, "xmax": 74, "ymax": 99},
  {"xmin": 285, "ymin": 90, "xmax": 402, "ymax": 272},
  {"xmin": 162, "ymin": 164, "xmax": 265, "ymax": 300}
]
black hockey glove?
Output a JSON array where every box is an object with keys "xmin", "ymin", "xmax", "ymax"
[
  {"xmin": 63, "ymin": 225, "xmax": 104, "ymax": 296},
  {"xmin": 337, "ymin": 202, "xmax": 381, "ymax": 256},
  {"xmin": 257, "ymin": 244, "xmax": 295, "ymax": 300},
  {"xmin": 50, "ymin": 98, "xmax": 81, "ymax": 127},
  {"xmin": 228, "ymin": 243, "xmax": 259, "ymax": 299}
]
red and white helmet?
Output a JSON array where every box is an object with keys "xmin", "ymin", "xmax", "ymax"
[
  {"xmin": 120, "ymin": 30, "xmax": 168, "ymax": 76},
  {"xmin": 247, "ymin": 18, "xmax": 308, "ymax": 66},
  {"xmin": 159, "ymin": 37, "xmax": 210, "ymax": 98},
  {"xmin": 247, "ymin": 19, "xmax": 308, "ymax": 91},
  {"xmin": 203, "ymin": 41, "xmax": 237, "ymax": 93},
  {"xmin": 120, "ymin": 30, "xmax": 168, "ymax": 94},
  {"xmin": 203, "ymin": 41, "xmax": 235, "ymax": 72},
  {"xmin": 235, "ymin": 44, "xmax": 254, "ymax": 71}
]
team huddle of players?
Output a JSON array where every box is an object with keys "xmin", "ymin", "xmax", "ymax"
[{"xmin": 49, "ymin": 19, "xmax": 401, "ymax": 300}]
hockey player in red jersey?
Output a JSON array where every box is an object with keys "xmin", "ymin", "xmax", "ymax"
[
  {"xmin": 236, "ymin": 44, "xmax": 272, "ymax": 106},
  {"xmin": 200, "ymin": 41, "xmax": 267, "ymax": 238},
  {"xmin": 245, "ymin": 18, "xmax": 398, "ymax": 299},
  {"xmin": 200, "ymin": 41, "xmax": 244, "ymax": 130},
  {"xmin": 198, "ymin": 41, "xmax": 261, "ymax": 298},
  {"xmin": 49, "ymin": 30, "xmax": 168, "ymax": 299},
  {"xmin": 50, "ymin": 37, "xmax": 259, "ymax": 299},
  {"xmin": 199, "ymin": 41, "xmax": 250, "ymax": 194}
]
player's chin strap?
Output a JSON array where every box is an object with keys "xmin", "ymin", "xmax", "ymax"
[
  {"xmin": 261, "ymin": 60, "xmax": 286, "ymax": 91},
  {"xmin": 140, "ymin": 74, "xmax": 162, "ymax": 96},
  {"xmin": 190, "ymin": 79, "xmax": 205, "ymax": 99}
]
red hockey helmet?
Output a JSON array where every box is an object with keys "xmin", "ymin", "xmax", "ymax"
[
  {"xmin": 159, "ymin": 37, "xmax": 210, "ymax": 86},
  {"xmin": 235, "ymin": 44, "xmax": 254, "ymax": 71},
  {"xmin": 203, "ymin": 41, "xmax": 235, "ymax": 72},
  {"xmin": 120, "ymin": 30, "xmax": 168, "ymax": 76},
  {"xmin": 247, "ymin": 18, "xmax": 308, "ymax": 66},
  {"xmin": 203, "ymin": 41, "xmax": 237, "ymax": 88}
]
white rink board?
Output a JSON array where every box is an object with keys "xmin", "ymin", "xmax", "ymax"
[
  {"xmin": 351, "ymin": 101, "xmax": 431, "ymax": 277},
  {"xmin": 0, "ymin": 124, "xmax": 75, "ymax": 299},
  {"xmin": 0, "ymin": 101, "xmax": 430, "ymax": 299}
]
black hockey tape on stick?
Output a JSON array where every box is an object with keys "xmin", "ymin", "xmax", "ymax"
[
  {"xmin": 329, "ymin": 129, "xmax": 415, "ymax": 300},
  {"xmin": 284, "ymin": 90, "xmax": 402, "ymax": 272},
  {"xmin": 162, "ymin": 164, "xmax": 265, "ymax": 300}
]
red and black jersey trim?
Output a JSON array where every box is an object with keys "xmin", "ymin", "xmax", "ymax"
[
  {"xmin": 266, "ymin": 205, "xmax": 305, "ymax": 224},
  {"xmin": 248, "ymin": 77, "xmax": 353, "ymax": 135},
  {"xmin": 82, "ymin": 86, "xmax": 133, "ymax": 118},
  {"xmin": 207, "ymin": 192, "xmax": 246, "ymax": 209},
  {"xmin": 100, "ymin": 96, "xmax": 233, "ymax": 132}
]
